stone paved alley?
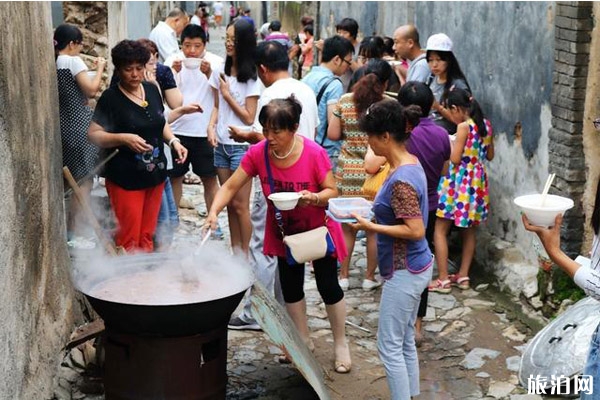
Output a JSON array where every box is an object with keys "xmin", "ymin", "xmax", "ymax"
[
  {"xmin": 58, "ymin": 180, "xmax": 562, "ymax": 400},
  {"xmin": 56, "ymin": 26, "xmax": 569, "ymax": 400}
]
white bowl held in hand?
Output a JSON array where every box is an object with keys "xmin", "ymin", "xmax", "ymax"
[
  {"xmin": 514, "ymin": 194, "xmax": 574, "ymax": 227},
  {"xmin": 268, "ymin": 192, "xmax": 301, "ymax": 211},
  {"xmin": 182, "ymin": 58, "xmax": 202, "ymax": 69}
]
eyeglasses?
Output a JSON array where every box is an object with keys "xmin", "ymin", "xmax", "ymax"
[{"xmin": 341, "ymin": 57, "xmax": 352, "ymax": 66}]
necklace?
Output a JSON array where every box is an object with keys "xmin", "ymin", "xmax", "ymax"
[
  {"xmin": 271, "ymin": 137, "xmax": 297, "ymax": 160},
  {"xmin": 120, "ymin": 84, "xmax": 148, "ymax": 107}
]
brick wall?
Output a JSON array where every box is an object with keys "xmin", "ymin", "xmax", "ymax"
[{"xmin": 550, "ymin": 1, "xmax": 593, "ymax": 257}]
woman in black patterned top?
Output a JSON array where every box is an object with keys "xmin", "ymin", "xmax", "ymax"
[{"xmin": 88, "ymin": 40, "xmax": 187, "ymax": 252}]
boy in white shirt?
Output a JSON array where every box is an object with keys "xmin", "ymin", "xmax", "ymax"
[{"xmin": 165, "ymin": 25, "xmax": 224, "ymax": 233}]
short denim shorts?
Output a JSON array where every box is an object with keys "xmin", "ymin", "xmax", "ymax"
[{"xmin": 214, "ymin": 143, "xmax": 249, "ymax": 171}]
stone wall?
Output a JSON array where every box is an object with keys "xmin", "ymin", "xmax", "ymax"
[
  {"xmin": 0, "ymin": 2, "xmax": 80, "ymax": 399},
  {"xmin": 549, "ymin": 1, "xmax": 592, "ymax": 257},
  {"xmin": 580, "ymin": 2, "xmax": 600, "ymax": 251},
  {"xmin": 62, "ymin": 1, "xmax": 109, "ymax": 96}
]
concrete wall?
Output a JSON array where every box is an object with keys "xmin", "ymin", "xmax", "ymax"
[
  {"xmin": 314, "ymin": 1, "xmax": 555, "ymax": 261},
  {"xmin": 0, "ymin": 2, "xmax": 80, "ymax": 399}
]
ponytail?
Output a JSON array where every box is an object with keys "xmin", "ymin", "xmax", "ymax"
[
  {"xmin": 53, "ymin": 24, "xmax": 83, "ymax": 59},
  {"xmin": 402, "ymin": 105, "xmax": 422, "ymax": 134},
  {"xmin": 446, "ymin": 88, "xmax": 488, "ymax": 137},
  {"xmin": 469, "ymin": 98, "xmax": 488, "ymax": 138},
  {"xmin": 352, "ymin": 58, "xmax": 392, "ymax": 114}
]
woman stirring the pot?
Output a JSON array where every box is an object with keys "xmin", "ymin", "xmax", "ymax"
[
  {"xmin": 88, "ymin": 40, "xmax": 187, "ymax": 252},
  {"xmin": 351, "ymin": 98, "xmax": 433, "ymax": 399},
  {"xmin": 205, "ymin": 96, "xmax": 352, "ymax": 374}
]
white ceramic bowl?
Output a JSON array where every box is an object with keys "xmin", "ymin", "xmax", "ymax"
[
  {"xmin": 182, "ymin": 58, "xmax": 202, "ymax": 69},
  {"xmin": 268, "ymin": 192, "xmax": 301, "ymax": 211},
  {"xmin": 514, "ymin": 194, "xmax": 574, "ymax": 227}
]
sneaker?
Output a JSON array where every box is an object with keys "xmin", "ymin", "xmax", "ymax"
[
  {"xmin": 339, "ymin": 278, "xmax": 349, "ymax": 291},
  {"xmin": 362, "ymin": 279, "xmax": 382, "ymax": 291},
  {"xmin": 228, "ymin": 316, "xmax": 262, "ymax": 331}
]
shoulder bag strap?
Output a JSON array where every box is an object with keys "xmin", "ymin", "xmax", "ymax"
[
  {"xmin": 264, "ymin": 144, "xmax": 286, "ymax": 238},
  {"xmin": 316, "ymin": 76, "xmax": 341, "ymax": 146}
]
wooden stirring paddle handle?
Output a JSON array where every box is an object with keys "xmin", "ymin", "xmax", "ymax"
[{"xmin": 63, "ymin": 166, "xmax": 118, "ymax": 256}]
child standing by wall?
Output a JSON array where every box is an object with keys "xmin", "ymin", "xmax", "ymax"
[{"xmin": 429, "ymin": 88, "xmax": 494, "ymax": 293}]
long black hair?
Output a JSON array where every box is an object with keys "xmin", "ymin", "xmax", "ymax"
[
  {"xmin": 426, "ymin": 50, "xmax": 470, "ymax": 103},
  {"xmin": 225, "ymin": 18, "xmax": 257, "ymax": 83},
  {"xmin": 446, "ymin": 88, "xmax": 488, "ymax": 138},
  {"xmin": 593, "ymin": 179, "xmax": 600, "ymax": 235}
]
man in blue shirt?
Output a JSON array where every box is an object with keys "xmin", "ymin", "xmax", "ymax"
[{"xmin": 302, "ymin": 36, "xmax": 354, "ymax": 171}]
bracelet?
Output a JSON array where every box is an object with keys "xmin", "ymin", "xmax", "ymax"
[
  {"xmin": 314, "ymin": 192, "xmax": 320, "ymax": 206},
  {"xmin": 168, "ymin": 137, "xmax": 181, "ymax": 148}
]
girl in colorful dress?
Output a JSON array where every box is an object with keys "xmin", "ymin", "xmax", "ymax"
[{"xmin": 430, "ymin": 88, "xmax": 494, "ymax": 293}]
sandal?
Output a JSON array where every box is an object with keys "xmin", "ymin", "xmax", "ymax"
[
  {"xmin": 278, "ymin": 354, "xmax": 292, "ymax": 364},
  {"xmin": 450, "ymin": 274, "xmax": 470, "ymax": 290},
  {"xmin": 334, "ymin": 360, "xmax": 352, "ymax": 374},
  {"xmin": 428, "ymin": 279, "xmax": 452, "ymax": 294},
  {"xmin": 183, "ymin": 174, "xmax": 202, "ymax": 185}
]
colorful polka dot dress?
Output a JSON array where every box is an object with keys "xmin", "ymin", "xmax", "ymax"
[{"xmin": 436, "ymin": 118, "xmax": 492, "ymax": 227}]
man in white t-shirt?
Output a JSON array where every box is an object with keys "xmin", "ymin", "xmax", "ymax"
[
  {"xmin": 165, "ymin": 25, "xmax": 223, "ymax": 225},
  {"xmin": 227, "ymin": 41, "xmax": 319, "ymax": 331},
  {"xmin": 149, "ymin": 7, "xmax": 189, "ymax": 63}
]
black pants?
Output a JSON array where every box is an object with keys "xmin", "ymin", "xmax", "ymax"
[
  {"xmin": 417, "ymin": 210, "xmax": 437, "ymax": 318},
  {"xmin": 278, "ymin": 256, "xmax": 344, "ymax": 305}
]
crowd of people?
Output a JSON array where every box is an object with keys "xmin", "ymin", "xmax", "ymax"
[{"xmin": 54, "ymin": 8, "xmax": 600, "ymax": 400}]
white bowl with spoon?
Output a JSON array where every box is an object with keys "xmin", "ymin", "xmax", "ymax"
[{"xmin": 514, "ymin": 173, "xmax": 574, "ymax": 227}]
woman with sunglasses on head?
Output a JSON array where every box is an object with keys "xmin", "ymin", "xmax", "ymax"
[{"xmin": 208, "ymin": 18, "xmax": 260, "ymax": 255}]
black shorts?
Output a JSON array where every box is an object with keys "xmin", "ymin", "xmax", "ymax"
[{"xmin": 170, "ymin": 136, "xmax": 216, "ymax": 178}]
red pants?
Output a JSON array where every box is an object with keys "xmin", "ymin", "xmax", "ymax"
[{"xmin": 105, "ymin": 180, "xmax": 165, "ymax": 252}]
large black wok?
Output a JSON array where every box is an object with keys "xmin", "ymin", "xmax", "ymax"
[
  {"xmin": 86, "ymin": 291, "xmax": 245, "ymax": 337},
  {"xmin": 73, "ymin": 251, "xmax": 253, "ymax": 337}
]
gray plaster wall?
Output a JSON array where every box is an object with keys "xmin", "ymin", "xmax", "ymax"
[
  {"xmin": 0, "ymin": 3, "xmax": 79, "ymax": 398},
  {"xmin": 316, "ymin": 1, "xmax": 554, "ymax": 260}
]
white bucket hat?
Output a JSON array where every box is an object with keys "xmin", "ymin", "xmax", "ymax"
[{"xmin": 426, "ymin": 33, "xmax": 453, "ymax": 52}]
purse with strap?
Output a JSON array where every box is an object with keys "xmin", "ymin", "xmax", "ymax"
[{"xmin": 263, "ymin": 143, "xmax": 335, "ymax": 265}]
